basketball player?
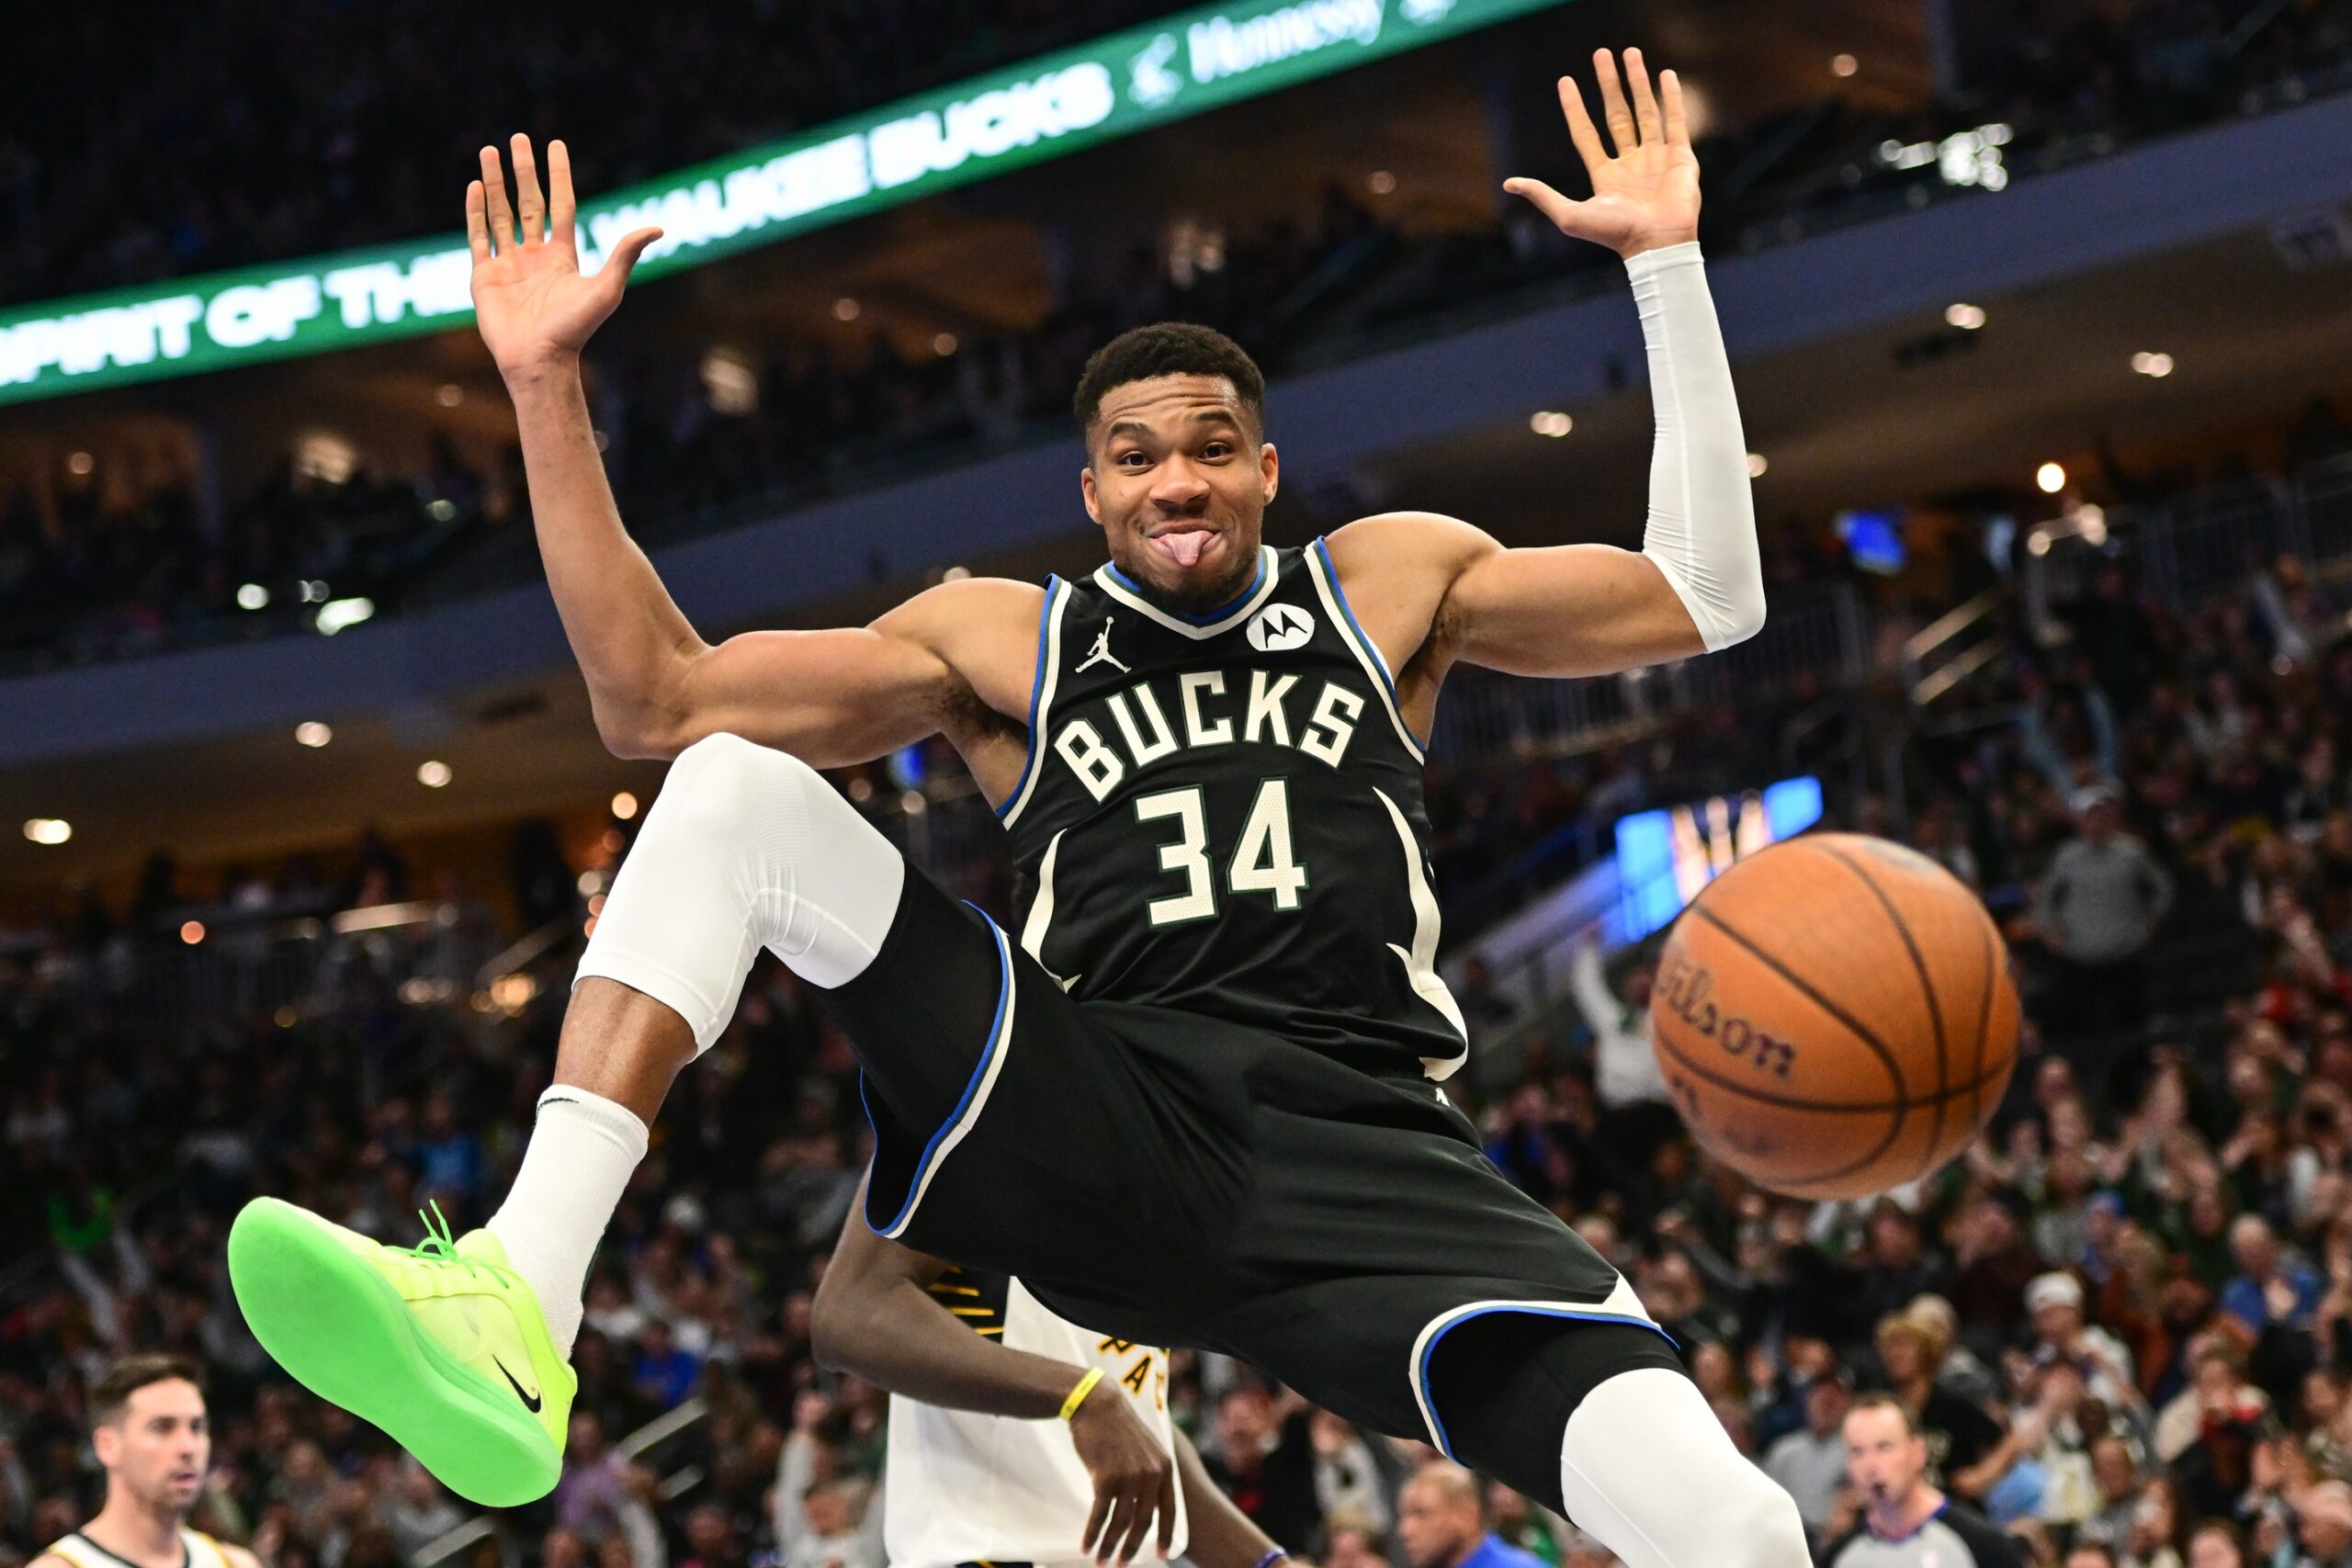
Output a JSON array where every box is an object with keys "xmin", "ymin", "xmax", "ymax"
[
  {"xmin": 229, "ymin": 49, "xmax": 1806, "ymax": 1568},
  {"xmin": 32, "ymin": 1356, "xmax": 261, "ymax": 1568},
  {"xmin": 808, "ymin": 1176, "xmax": 1285, "ymax": 1567}
]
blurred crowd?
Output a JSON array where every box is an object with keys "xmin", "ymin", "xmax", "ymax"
[
  {"xmin": 4, "ymin": 0, "xmax": 2348, "ymax": 671},
  {"xmin": 5, "ymin": 523, "xmax": 2352, "ymax": 1568},
  {"xmin": 0, "ymin": 0, "xmax": 1187, "ymax": 309}
]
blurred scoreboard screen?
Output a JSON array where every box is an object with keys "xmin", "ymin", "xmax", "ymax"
[{"xmin": 1613, "ymin": 775, "xmax": 1824, "ymax": 941}]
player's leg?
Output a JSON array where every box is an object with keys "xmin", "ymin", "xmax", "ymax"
[
  {"xmin": 228, "ymin": 732, "xmax": 958, "ymax": 1506},
  {"xmin": 1424, "ymin": 1310, "xmax": 1808, "ymax": 1568},
  {"xmin": 1190, "ymin": 1054, "xmax": 1805, "ymax": 1566},
  {"xmin": 490, "ymin": 728, "xmax": 911, "ymax": 1344}
]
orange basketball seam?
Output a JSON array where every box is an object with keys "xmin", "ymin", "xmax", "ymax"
[
  {"xmin": 1680, "ymin": 902, "xmax": 1914, "ymax": 1184},
  {"xmin": 1683, "ymin": 903, "xmax": 1911, "ymax": 1103},
  {"xmin": 1808, "ymin": 840, "xmax": 1951, "ymax": 1183},
  {"xmin": 1650, "ymin": 1027, "xmax": 2015, "ymax": 1114}
]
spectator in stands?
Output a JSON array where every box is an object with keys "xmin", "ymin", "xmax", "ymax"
[
  {"xmin": 1761, "ymin": 1362, "xmax": 1856, "ymax": 1550},
  {"xmin": 1393, "ymin": 1462, "xmax": 1544, "ymax": 1568},
  {"xmin": 2285, "ymin": 1479, "xmax": 2352, "ymax": 1568},
  {"xmin": 375, "ymin": 1462, "xmax": 465, "ymax": 1562},
  {"xmin": 2219, "ymin": 1213, "xmax": 2324, "ymax": 1337},
  {"xmin": 2034, "ymin": 784, "xmax": 2174, "ymax": 1040},
  {"xmin": 1200, "ymin": 1387, "xmax": 1321, "ymax": 1554},
  {"xmin": 1870, "ymin": 1302, "xmax": 2009, "ymax": 1501}
]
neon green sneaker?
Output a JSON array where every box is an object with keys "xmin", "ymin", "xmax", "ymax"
[{"xmin": 228, "ymin": 1197, "xmax": 574, "ymax": 1506}]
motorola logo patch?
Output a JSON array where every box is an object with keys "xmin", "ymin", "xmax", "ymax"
[{"xmin": 1247, "ymin": 604, "xmax": 1316, "ymax": 652}]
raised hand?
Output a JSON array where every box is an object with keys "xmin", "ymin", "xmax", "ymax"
[
  {"xmin": 1505, "ymin": 48, "xmax": 1701, "ymax": 259},
  {"xmin": 468, "ymin": 134, "xmax": 662, "ymax": 380}
]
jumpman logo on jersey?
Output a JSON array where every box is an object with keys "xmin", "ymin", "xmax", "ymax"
[{"xmin": 1075, "ymin": 616, "xmax": 1130, "ymax": 675}]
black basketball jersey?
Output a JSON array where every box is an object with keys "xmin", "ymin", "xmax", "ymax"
[{"xmin": 996, "ymin": 538, "xmax": 1468, "ymax": 1079}]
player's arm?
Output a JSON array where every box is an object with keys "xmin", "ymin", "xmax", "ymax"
[
  {"xmin": 812, "ymin": 1171, "xmax": 1178, "ymax": 1565},
  {"xmin": 468, "ymin": 136, "xmax": 1018, "ymax": 763},
  {"xmin": 1360, "ymin": 52, "xmax": 1759, "ymax": 683}
]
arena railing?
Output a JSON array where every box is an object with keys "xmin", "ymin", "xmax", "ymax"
[
  {"xmin": 27, "ymin": 897, "xmax": 533, "ymax": 1043},
  {"xmin": 412, "ymin": 1397, "xmax": 711, "ymax": 1568},
  {"xmin": 2026, "ymin": 452, "xmax": 2352, "ymax": 617}
]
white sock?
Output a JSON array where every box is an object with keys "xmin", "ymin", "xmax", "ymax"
[{"xmin": 488, "ymin": 1087, "xmax": 649, "ymax": 1356}]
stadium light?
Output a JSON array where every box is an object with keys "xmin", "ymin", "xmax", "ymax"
[
  {"xmin": 1945, "ymin": 303, "xmax": 1986, "ymax": 330},
  {"xmin": 23, "ymin": 818, "xmax": 72, "ymax": 845},
  {"xmin": 295, "ymin": 721, "xmax": 333, "ymax": 747},
  {"xmin": 181, "ymin": 920, "xmax": 206, "ymax": 944},
  {"xmin": 1831, "ymin": 53, "xmax": 1858, "ymax": 77},
  {"xmin": 2131, "ymin": 351, "xmax": 2175, "ymax": 378},
  {"xmin": 1529, "ymin": 412, "xmax": 1573, "ymax": 437},
  {"xmin": 612, "ymin": 791, "xmax": 639, "ymax": 820},
  {"xmin": 832, "ymin": 297, "xmax": 861, "ymax": 321},
  {"xmin": 2036, "ymin": 461, "xmax": 2066, "ymax": 493},
  {"xmin": 68, "ymin": 451, "xmax": 94, "ymax": 475},
  {"xmin": 237, "ymin": 582, "xmax": 270, "ymax": 610},
  {"xmin": 315, "ymin": 596, "xmax": 375, "ymax": 635},
  {"xmin": 933, "ymin": 333, "xmax": 958, "ymax": 355},
  {"xmin": 417, "ymin": 761, "xmax": 453, "ymax": 788},
  {"xmin": 436, "ymin": 383, "xmax": 464, "ymax": 407},
  {"xmin": 1746, "ymin": 453, "xmax": 1769, "ymax": 478},
  {"xmin": 1368, "ymin": 170, "xmax": 1396, "ymax": 195}
]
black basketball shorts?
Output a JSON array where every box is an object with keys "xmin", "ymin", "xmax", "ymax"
[{"xmin": 825, "ymin": 857, "xmax": 1684, "ymax": 1506}]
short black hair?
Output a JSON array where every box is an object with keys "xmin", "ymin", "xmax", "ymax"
[
  {"xmin": 91, "ymin": 1353, "xmax": 203, "ymax": 1429},
  {"xmin": 1072, "ymin": 322, "xmax": 1265, "ymax": 442}
]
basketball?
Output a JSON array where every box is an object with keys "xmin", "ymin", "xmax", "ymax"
[{"xmin": 1649, "ymin": 832, "xmax": 2020, "ymax": 1201}]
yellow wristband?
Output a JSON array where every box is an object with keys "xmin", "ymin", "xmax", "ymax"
[{"xmin": 1059, "ymin": 1367, "xmax": 1105, "ymax": 1422}]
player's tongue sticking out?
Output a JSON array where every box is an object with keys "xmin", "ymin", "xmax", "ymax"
[{"xmin": 1154, "ymin": 527, "xmax": 1213, "ymax": 569}]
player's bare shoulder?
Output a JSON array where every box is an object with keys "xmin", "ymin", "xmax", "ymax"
[
  {"xmin": 1322, "ymin": 512, "xmax": 1501, "ymax": 676},
  {"xmin": 871, "ymin": 575, "xmax": 1047, "ymax": 724}
]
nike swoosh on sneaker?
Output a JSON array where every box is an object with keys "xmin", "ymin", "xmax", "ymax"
[{"xmin": 494, "ymin": 1357, "xmax": 543, "ymax": 1413}]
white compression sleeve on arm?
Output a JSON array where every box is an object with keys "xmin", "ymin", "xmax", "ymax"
[{"xmin": 1628, "ymin": 241, "xmax": 1765, "ymax": 651}]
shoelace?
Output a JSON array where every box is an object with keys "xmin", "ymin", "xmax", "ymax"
[{"xmin": 389, "ymin": 1199, "xmax": 518, "ymax": 1287}]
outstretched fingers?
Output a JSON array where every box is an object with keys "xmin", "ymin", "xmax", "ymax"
[
  {"xmin": 1590, "ymin": 47, "xmax": 1636, "ymax": 157},
  {"xmin": 547, "ymin": 139, "xmax": 578, "ymax": 245},
  {"xmin": 1661, "ymin": 68, "xmax": 1690, "ymax": 148},
  {"xmin": 465, "ymin": 179, "xmax": 492, "ymax": 262},
  {"xmin": 1556, "ymin": 74, "xmax": 1608, "ymax": 171},
  {"xmin": 478, "ymin": 145, "xmax": 516, "ymax": 251},
  {"xmin": 1500, "ymin": 176, "xmax": 1582, "ymax": 231},
  {"xmin": 1623, "ymin": 48, "xmax": 1664, "ymax": 146},
  {"xmin": 510, "ymin": 133, "xmax": 546, "ymax": 244}
]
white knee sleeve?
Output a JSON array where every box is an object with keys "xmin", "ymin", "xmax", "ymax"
[
  {"xmin": 577, "ymin": 732, "xmax": 907, "ymax": 1054},
  {"xmin": 1559, "ymin": 1367, "xmax": 1808, "ymax": 1568}
]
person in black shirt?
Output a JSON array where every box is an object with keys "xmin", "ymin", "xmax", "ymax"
[
  {"xmin": 1873, "ymin": 1306, "xmax": 2008, "ymax": 1500},
  {"xmin": 1824, "ymin": 1395, "xmax": 2023, "ymax": 1568}
]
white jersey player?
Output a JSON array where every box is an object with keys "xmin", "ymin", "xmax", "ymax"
[
  {"xmin": 811, "ymin": 1171, "xmax": 1289, "ymax": 1568},
  {"xmin": 33, "ymin": 1357, "xmax": 263, "ymax": 1568}
]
